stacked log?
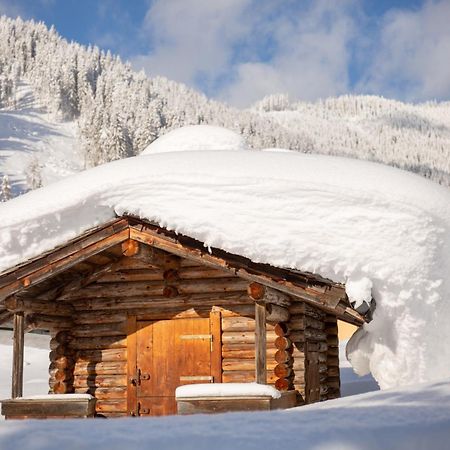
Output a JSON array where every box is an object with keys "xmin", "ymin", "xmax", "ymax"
[
  {"xmin": 48, "ymin": 331, "xmax": 74, "ymax": 394},
  {"xmin": 273, "ymin": 324, "xmax": 295, "ymax": 392},
  {"xmin": 69, "ymin": 320, "xmax": 128, "ymax": 417},
  {"xmin": 62, "ymin": 253, "xmax": 338, "ymax": 417},
  {"xmin": 286, "ymin": 303, "xmax": 307, "ymax": 398},
  {"xmin": 285, "ymin": 302, "xmax": 329, "ymax": 403},
  {"xmin": 302, "ymin": 304, "xmax": 328, "ymax": 403},
  {"xmin": 4, "ymin": 297, "xmax": 74, "ymax": 332},
  {"xmin": 221, "ymin": 315, "xmax": 278, "ymax": 384},
  {"xmin": 324, "ymin": 314, "xmax": 340, "ymax": 400}
]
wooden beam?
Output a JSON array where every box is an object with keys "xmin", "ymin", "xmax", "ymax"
[
  {"xmin": 126, "ymin": 316, "xmax": 137, "ymax": 417},
  {"xmin": 248, "ymin": 283, "xmax": 291, "ymax": 307},
  {"xmin": 255, "ymin": 302, "xmax": 267, "ymax": 384},
  {"xmin": 130, "ymin": 226, "xmax": 364, "ymax": 324},
  {"xmin": 12, "ymin": 312, "xmax": 25, "ymax": 398},
  {"xmin": 0, "ymin": 228, "xmax": 129, "ymax": 302},
  {"xmin": 210, "ymin": 310, "xmax": 222, "ymax": 383}
]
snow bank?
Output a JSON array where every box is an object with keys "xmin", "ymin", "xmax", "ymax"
[
  {"xmin": 1, "ymin": 379, "xmax": 450, "ymax": 450},
  {"xmin": 176, "ymin": 383, "xmax": 281, "ymax": 399},
  {"xmin": 0, "ymin": 331, "xmax": 50, "ymax": 403},
  {"xmin": 0, "ymin": 128, "xmax": 450, "ymax": 390},
  {"xmin": 141, "ymin": 125, "xmax": 248, "ymax": 154}
]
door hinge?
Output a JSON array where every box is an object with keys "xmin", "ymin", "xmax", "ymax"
[
  {"xmin": 180, "ymin": 334, "xmax": 213, "ymax": 351},
  {"xmin": 179, "ymin": 375, "xmax": 213, "ymax": 382},
  {"xmin": 129, "ymin": 368, "xmax": 141, "ymax": 386},
  {"xmin": 180, "ymin": 334, "xmax": 212, "ymax": 340}
]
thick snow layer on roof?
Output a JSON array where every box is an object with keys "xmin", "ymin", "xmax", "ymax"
[
  {"xmin": 0, "ymin": 129, "xmax": 450, "ymax": 389},
  {"xmin": 141, "ymin": 125, "xmax": 247, "ymax": 154},
  {"xmin": 175, "ymin": 383, "xmax": 281, "ymax": 399},
  {"xmin": 1, "ymin": 379, "xmax": 450, "ymax": 449}
]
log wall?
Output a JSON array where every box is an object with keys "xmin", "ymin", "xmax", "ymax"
[
  {"xmin": 17, "ymin": 244, "xmax": 342, "ymax": 416},
  {"xmin": 62, "ymin": 256, "xmax": 282, "ymax": 417},
  {"xmin": 324, "ymin": 314, "xmax": 340, "ymax": 400},
  {"xmin": 279, "ymin": 302, "xmax": 333, "ymax": 405}
]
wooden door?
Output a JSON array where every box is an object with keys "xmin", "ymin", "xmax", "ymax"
[{"xmin": 127, "ymin": 314, "xmax": 221, "ymax": 416}]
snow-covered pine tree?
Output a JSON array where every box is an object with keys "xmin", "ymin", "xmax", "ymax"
[
  {"xmin": 0, "ymin": 15, "xmax": 449, "ymax": 188},
  {"xmin": 25, "ymin": 157, "xmax": 43, "ymax": 190},
  {"xmin": 0, "ymin": 175, "xmax": 11, "ymax": 201}
]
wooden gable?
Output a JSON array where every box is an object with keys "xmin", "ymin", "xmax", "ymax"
[{"xmin": 0, "ymin": 217, "xmax": 364, "ymax": 326}]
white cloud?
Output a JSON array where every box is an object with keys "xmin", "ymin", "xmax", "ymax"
[
  {"xmin": 131, "ymin": 0, "xmax": 359, "ymax": 107},
  {"xmin": 222, "ymin": 0, "xmax": 358, "ymax": 106},
  {"xmin": 359, "ymin": 0, "xmax": 450, "ymax": 102},
  {"xmin": 131, "ymin": 0, "xmax": 450, "ymax": 107},
  {"xmin": 132, "ymin": 0, "xmax": 252, "ymax": 92}
]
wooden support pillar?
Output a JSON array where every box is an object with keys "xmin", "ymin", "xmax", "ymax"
[
  {"xmin": 12, "ymin": 311, "xmax": 25, "ymax": 398},
  {"xmin": 255, "ymin": 302, "xmax": 267, "ymax": 384}
]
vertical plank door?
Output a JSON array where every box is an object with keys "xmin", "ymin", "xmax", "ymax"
[{"xmin": 129, "ymin": 316, "xmax": 218, "ymax": 416}]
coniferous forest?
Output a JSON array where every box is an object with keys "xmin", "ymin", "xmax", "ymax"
[{"xmin": 0, "ymin": 15, "xmax": 449, "ymax": 197}]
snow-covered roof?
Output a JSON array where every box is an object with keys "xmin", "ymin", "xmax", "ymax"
[{"xmin": 0, "ymin": 126, "xmax": 450, "ymax": 391}]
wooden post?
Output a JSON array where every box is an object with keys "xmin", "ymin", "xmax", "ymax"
[
  {"xmin": 12, "ymin": 311, "xmax": 25, "ymax": 398},
  {"xmin": 255, "ymin": 302, "xmax": 267, "ymax": 384}
]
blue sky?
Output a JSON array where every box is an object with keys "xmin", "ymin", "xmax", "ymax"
[{"xmin": 1, "ymin": 0, "xmax": 449, "ymax": 107}]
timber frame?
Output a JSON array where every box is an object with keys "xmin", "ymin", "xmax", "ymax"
[
  {"xmin": 0, "ymin": 216, "xmax": 366, "ymax": 417},
  {"xmin": 0, "ymin": 217, "xmax": 364, "ymax": 325}
]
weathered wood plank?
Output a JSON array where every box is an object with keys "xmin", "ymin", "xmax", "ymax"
[
  {"xmin": 210, "ymin": 310, "xmax": 222, "ymax": 383},
  {"xmin": 76, "ymin": 348, "xmax": 127, "ymax": 363},
  {"xmin": 11, "ymin": 312, "xmax": 24, "ymax": 398},
  {"xmin": 0, "ymin": 224, "xmax": 129, "ymax": 301},
  {"xmin": 70, "ymin": 336, "xmax": 127, "ymax": 350},
  {"xmin": 255, "ymin": 302, "xmax": 267, "ymax": 384},
  {"xmin": 72, "ymin": 292, "xmax": 250, "ymax": 311},
  {"xmin": 129, "ymin": 226, "xmax": 361, "ymax": 322}
]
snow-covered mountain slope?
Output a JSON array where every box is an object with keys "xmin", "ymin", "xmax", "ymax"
[
  {"xmin": 254, "ymin": 95, "xmax": 450, "ymax": 187},
  {"xmin": 0, "ymin": 82, "xmax": 81, "ymax": 197},
  {"xmin": 0, "ymin": 15, "xmax": 449, "ymax": 201}
]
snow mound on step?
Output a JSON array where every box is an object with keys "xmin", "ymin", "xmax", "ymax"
[
  {"xmin": 176, "ymin": 383, "xmax": 281, "ymax": 399},
  {"xmin": 141, "ymin": 125, "xmax": 248, "ymax": 154}
]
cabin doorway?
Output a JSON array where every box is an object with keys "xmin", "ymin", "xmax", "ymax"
[{"xmin": 127, "ymin": 313, "xmax": 222, "ymax": 416}]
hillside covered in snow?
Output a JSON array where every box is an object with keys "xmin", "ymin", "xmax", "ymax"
[{"xmin": 0, "ymin": 15, "xmax": 449, "ymax": 200}]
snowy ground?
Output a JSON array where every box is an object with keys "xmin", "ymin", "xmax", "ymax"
[
  {"xmin": 0, "ymin": 330, "xmax": 50, "ymax": 401},
  {"xmin": 3, "ymin": 332, "xmax": 447, "ymax": 450},
  {"xmin": 0, "ymin": 82, "xmax": 81, "ymax": 196},
  {"xmin": 0, "ymin": 334, "xmax": 447, "ymax": 450}
]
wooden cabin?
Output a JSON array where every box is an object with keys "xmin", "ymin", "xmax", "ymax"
[{"xmin": 0, "ymin": 216, "xmax": 365, "ymax": 418}]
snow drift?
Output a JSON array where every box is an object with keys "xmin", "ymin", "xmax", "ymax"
[
  {"xmin": 141, "ymin": 125, "xmax": 248, "ymax": 154},
  {"xmin": 0, "ymin": 126, "xmax": 450, "ymax": 390},
  {"xmin": 1, "ymin": 379, "xmax": 450, "ymax": 450}
]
